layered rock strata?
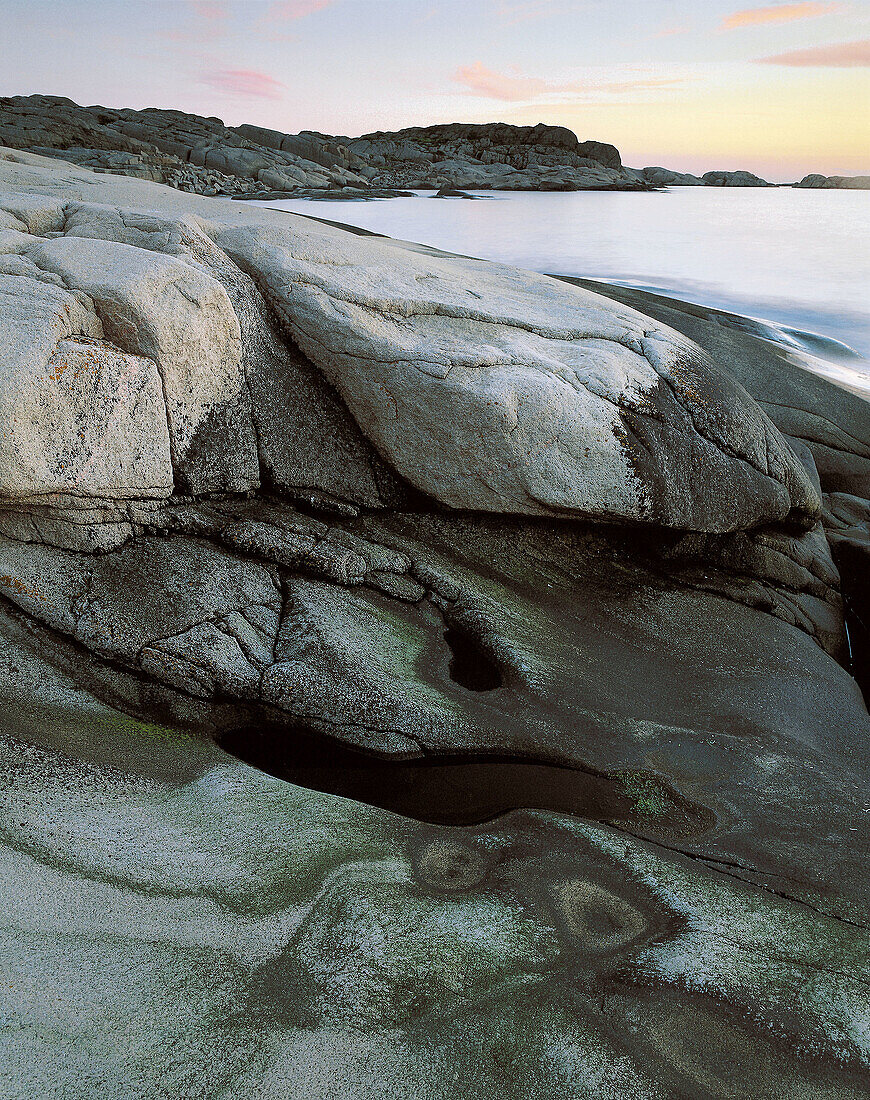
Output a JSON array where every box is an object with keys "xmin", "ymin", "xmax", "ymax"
[{"xmin": 0, "ymin": 147, "xmax": 869, "ymax": 1099}]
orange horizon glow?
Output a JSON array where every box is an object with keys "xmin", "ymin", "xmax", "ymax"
[{"xmin": 482, "ymin": 67, "xmax": 870, "ymax": 180}]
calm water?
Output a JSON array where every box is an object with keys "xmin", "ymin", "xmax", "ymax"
[{"xmin": 253, "ymin": 188, "xmax": 870, "ymax": 380}]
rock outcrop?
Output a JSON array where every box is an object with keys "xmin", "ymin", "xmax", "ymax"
[
  {"xmin": 796, "ymin": 173, "xmax": 870, "ymax": 190},
  {"xmin": 637, "ymin": 166, "xmax": 705, "ymax": 187},
  {"xmin": 0, "ymin": 94, "xmax": 371, "ymax": 196},
  {"xmin": 701, "ymin": 169, "xmax": 773, "ymax": 187},
  {"xmin": 9, "ymin": 96, "xmax": 841, "ymax": 196},
  {"xmin": 0, "ymin": 98, "xmax": 647, "ymax": 194},
  {"xmin": 1, "ymin": 147, "xmax": 869, "ymax": 1100},
  {"xmin": 336, "ymin": 123, "xmax": 644, "ymax": 192}
]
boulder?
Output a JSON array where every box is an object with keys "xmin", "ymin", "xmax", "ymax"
[
  {"xmin": 22, "ymin": 232, "xmax": 258, "ymax": 494},
  {"xmin": 0, "ymin": 256, "xmax": 172, "ymax": 549},
  {"xmin": 702, "ymin": 170, "xmax": 772, "ymax": 187},
  {"xmin": 576, "ymin": 139, "xmax": 622, "ymax": 169},
  {"xmin": 211, "ymin": 218, "xmax": 817, "ymax": 531}
]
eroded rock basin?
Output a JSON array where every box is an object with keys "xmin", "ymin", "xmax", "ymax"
[{"xmin": 219, "ymin": 722, "xmax": 715, "ymax": 835}]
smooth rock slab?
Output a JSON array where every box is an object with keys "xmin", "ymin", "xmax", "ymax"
[
  {"xmin": 0, "ymin": 681, "xmax": 867, "ymax": 1099},
  {"xmin": 215, "ymin": 220, "xmax": 818, "ymax": 532}
]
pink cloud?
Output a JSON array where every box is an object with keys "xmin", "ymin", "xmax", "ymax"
[
  {"xmin": 163, "ymin": 1, "xmax": 227, "ymax": 42},
  {"xmin": 454, "ymin": 62, "xmax": 552, "ymax": 100},
  {"xmin": 721, "ymin": 3, "xmax": 842, "ymax": 30},
  {"xmin": 199, "ymin": 69, "xmax": 286, "ymax": 99},
  {"xmin": 454, "ymin": 62, "xmax": 691, "ymax": 102},
  {"xmin": 755, "ymin": 38, "xmax": 870, "ymax": 64},
  {"xmin": 654, "ymin": 25, "xmax": 689, "ymax": 38},
  {"xmin": 261, "ymin": 0, "xmax": 334, "ymax": 20}
]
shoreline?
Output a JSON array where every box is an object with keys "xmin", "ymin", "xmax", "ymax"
[{"xmin": 251, "ymin": 199, "xmax": 870, "ymax": 400}]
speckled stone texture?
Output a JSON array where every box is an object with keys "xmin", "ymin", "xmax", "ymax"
[{"xmin": 0, "ymin": 147, "xmax": 868, "ymax": 1100}]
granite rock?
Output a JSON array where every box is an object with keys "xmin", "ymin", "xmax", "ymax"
[{"xmin": 0, "ymin": 144, "xmax": 868, "ymax": 1100}]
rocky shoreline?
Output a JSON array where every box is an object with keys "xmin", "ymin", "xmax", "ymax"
[
  {"xmin": 0, "ymin": 144, "xmax": 869, "ymax": 1098},
  {"xmin": 2, "ymin": 95, "xmax": 868, "ymax": 201}
]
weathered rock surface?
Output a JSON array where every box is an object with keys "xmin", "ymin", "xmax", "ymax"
[
  {"xmin": 338, "ymin": 122, "xmax": 639, "ymax": 192},
  {"xmin": 14, "ymin": 97, "xmax": 852, "ymax": 197},
  {"xmin": 0, "ymin": 98, "xmax": 688, "ymax": 195},
  {"xmin": 209, "ymin": 217, "xmax": 818, "ymax": 530},
  {"xmin": 0, "ymin": 149, "xmax": 819, "ymax": 534},
  {"xmin": 0, "ymin": 147, "xmax": 869, "ymax": 1099},
  {"xmin": 0, "ymin": 94, "xmax": 370, "ymax": 196},
  {"xmin": 566, "ymin": 279, "xmax": 870, "ymax": 500}
]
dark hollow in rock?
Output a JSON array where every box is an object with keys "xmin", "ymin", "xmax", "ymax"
[
  {"xmin": 218, "ymin": 721, "xmax": 714, "ymax": 834},
  {"xmin": 443, "ymin": 626, "xmax": 502, "ymax": 691},
  {"xmin": 835, "ymin": 542, "xmax": 870, "ymax": 699}
]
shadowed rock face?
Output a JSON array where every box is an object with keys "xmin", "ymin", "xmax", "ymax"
[
  {"xmin": 0, "ymin": 148, "xmax": 868, "ymax": 1099},
  {"xmin": 0, "ymin": 94, "xmax": 373, "ymax": 195},
  {"xmin": 0, "ymin": 98, "xmax": 796, "ymax": 197}
]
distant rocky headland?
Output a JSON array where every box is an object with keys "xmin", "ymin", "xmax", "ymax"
[{"xmin": 1, "ymin": 94, "xmax": 867, "ymax": 199}]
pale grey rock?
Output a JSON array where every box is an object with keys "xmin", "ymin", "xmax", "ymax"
[
  {"xmin": 0, "ymin": 262, "xmax": 172, "ymax": 536},
  {"xmin": 24, "ymin": 233, "xmax": 258, "ymax": 494},
  {"xmin": 0, "ymin": 148, "xmax": 819, "ymax": 536},
  {"xmin": 214, "ymin": 218, "xmax": 818, "ymax": 531},
  {"xmin": 0, "ymin": 192, "xmax": 65, "ymax": 233}
]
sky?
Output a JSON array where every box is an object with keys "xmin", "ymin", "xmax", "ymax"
[{"xmin": 2, "ymin": 0, "xmax": 869, "ymax": 180}]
